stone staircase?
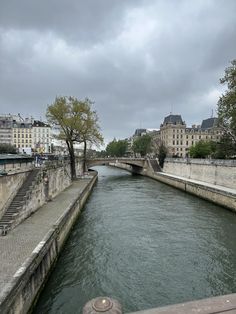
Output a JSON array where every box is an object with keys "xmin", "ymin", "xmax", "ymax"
[
  {"xmin": 0, "ymin": 169, "xmax": 40, "ymax": 236},
  {"xmin": 149, "ymin": 159, "xmax": 162, "ymax": 172}
]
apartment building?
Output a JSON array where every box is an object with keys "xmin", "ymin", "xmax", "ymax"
[
  {"xmin": 0, "ymin": 114, "xmax": 53, "ymax": 154},
  {"xmin": 32, "ymin": 120, "xmax": 51, "ymax": 153},
  {"xmin": 160, "ymin": 114, "xmax": 222, "ymax": 157},
  {"xmin": 0, "ymin": 115, "xmax": 14, "ymax": 145}
]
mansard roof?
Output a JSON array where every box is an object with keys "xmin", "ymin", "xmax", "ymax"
[
  {"xmin": 201, "ymin": 117, "xmax": 218, "ymax": 129},
  {"xmin": 33, "ymin": 120, "xmax": 50, "ymax": 128},
  {"xmin": 134, "ymin": 129, "xmax": 147, "ymax": 136},
  {"xmin": 163, "ymin": 114, "xmax": 184, "ymax": 125}
]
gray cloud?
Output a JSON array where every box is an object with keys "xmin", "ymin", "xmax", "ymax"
[{"xmin": 0, "ymin": 0, "xmax": 236, "ymax": 144}]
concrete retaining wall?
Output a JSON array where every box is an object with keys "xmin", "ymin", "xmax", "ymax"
[
  {"xmin": 163, "ymin": 158, "xmax": 236, "ymax": 189},
  {"xmin": 0, "ymin": 172, "xmax": 98, "ymax": 314}
]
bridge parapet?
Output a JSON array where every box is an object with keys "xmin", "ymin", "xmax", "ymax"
[
  {"xmin": 83, "ymin": 293, "xmax": 236, "ymax": 313},
  {"xmin": 86, "ymin": 157, "xmax": 146, "ymax": 169}
]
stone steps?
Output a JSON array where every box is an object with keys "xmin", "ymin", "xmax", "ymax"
[{"xmin": 0, "ymin": 169, "xmax": 40, "ymax": 236}]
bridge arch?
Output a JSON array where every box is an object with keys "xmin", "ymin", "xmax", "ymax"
[{"xmin": 86, "ymin": 158, "xmax": 161, "ymax": 173}]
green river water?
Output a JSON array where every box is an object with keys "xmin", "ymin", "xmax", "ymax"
[{"xmin": 34, "ymin": 166, "xmax": 236, "ymax": 313}]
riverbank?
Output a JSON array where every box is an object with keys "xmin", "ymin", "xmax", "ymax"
[
  {"xmin": 110, "ymin": 162, "xmax": 236, "ymax": 212},
  {"xmin": 0, "ymin": 171, "xmax": 97, "ymax": 314}
]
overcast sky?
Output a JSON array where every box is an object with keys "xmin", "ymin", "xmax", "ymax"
[{"xmin": 0, "ymin": 0, "xmax": 235, "ymax": 144}]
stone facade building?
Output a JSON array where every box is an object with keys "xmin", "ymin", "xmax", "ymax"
[
  {"xmin": 0, "ymin": 114, "xmax": 52, "ymax": 154},
  {"xmin": 12, "ymin": 119, "xmax": 33, "ymax": 151},
  {"xmin": 32, "ymin": 120, "xmax": 51, "ymax": 153},
  {"xmin": 160, "ymin": 114, "xmax": 222, "ymax": 157}
]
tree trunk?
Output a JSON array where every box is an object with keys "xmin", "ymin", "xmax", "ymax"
[
  {"xmin": 66, "ymin": 140, "xmax": 76, "ymax": 180},
  {"xmin": 83, "ymin": 140, "xmax": 87, "ymax": 173}
]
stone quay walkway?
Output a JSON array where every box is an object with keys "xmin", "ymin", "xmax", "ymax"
[{"xmin": 0, "ymin": 176, "xmax": 94, "ymax": 301}]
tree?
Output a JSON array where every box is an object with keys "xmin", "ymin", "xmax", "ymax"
[
  {"xmin": 76, "ymin": 99, "xmax": 103, "ymax": 172},
  {"xmin": 212, "ymin": 134, "xmax": 235, "ymax": 159},
  {"xmin": 106, "ymin": 139, "xmax": 128, "ymax": 157},
  {"xmin": 157, "ymin": 142, "xmax": 168, "ymax": 168},
  {"xmin": 189, "ymin": 140, "xmax": 214, "ymax": 158},
  {"xmin": 46, "ymin": 96, "xmax": 103, "ymax": 179},
  {"xmin": 132, "ymin": 134, "xmax": 152, "ymax": 157},
  {"xmin": 0, "ymin": 144, "xmax": 17, "ymax": 154},
  {"xmin": 217, "ymin": 59, "xmax": 236, "ymax": 154},
  {"xmin": 96, "ymin": 150, "xmax": 108, "ymax": 158}
]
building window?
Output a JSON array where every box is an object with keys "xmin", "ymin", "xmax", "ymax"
[
  {"xmin": 177, "ymin": 140, "xmax": 179, "ymax": 145},
  {"xmin": 199, "ymin": 136, "xmax": 201, "ymax": 139},
  {"xmin": 173, "ymin": 140, "xmax": 175, "ymax": 145},
  {"xmin": 186, "ymin": 141, "xmax": 188, "ymax": 146}
]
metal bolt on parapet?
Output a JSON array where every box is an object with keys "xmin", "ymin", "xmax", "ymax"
[{"xmin": 83, "ymin": 297, "xmax": 122, "ymax": 314}]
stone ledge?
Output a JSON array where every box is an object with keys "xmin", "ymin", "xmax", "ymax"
[{"xmin": 128, "ymin": 293, "xmax": 236, "ymax": 314}]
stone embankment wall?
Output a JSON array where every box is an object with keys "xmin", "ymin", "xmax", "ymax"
[
  {"xmin": 0, "ymin": 171, "xmax": 30, "ymax": 219},
  {"xmin": 0, "ymin": 173, "xmax": 98, "ymax": 314},
  {"xmin": 0, "ymin": 160, "xmax": 72, "ymax": 224},
  {"xmin": 163, "ymin": 158, "xmax": 236, "ymax": 189},
  {"xmin": 110, "ymin": 161, "xmax": 236, "ymax": 212},
  {"xmin": 0, "ymin": 158, "xmax": 34, "ymax": 173},
  {"xmin": 11, "ymin": 162, "xmax": 72, "ymax": 229}
]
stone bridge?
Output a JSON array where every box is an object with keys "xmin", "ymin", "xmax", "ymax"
[{"xmin": 86, "ymin": 158, "xmax": 161, "ymax": 173}]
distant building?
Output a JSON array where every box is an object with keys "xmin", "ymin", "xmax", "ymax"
[
  {"xmin": 0, "ymin": 114, "xmax": 14, "ymax": 145},
  {"xmin": 134, "ymin": 129, "xmax": 147, "ymax": 137},
  {"xmin": 50, "ymin": 124, "xmax": 67, "ymax": 154},
  {"xmin": 160, "ymin": 114, "xmax": 222, "ymax": 157},
  {"xmin": 0, "ymin": 114, "xmax": 54, "ymax": 154},
  {"xmin": 32, "ymin": 120, "xmax": 51, "ymax": 153},
  {"xmin": 12, "ymin": 119, "xmax": 33, "ymax": 152}
]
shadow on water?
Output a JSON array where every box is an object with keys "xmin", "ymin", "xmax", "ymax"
[{"xmin": 33, "ymin": 166, "xmax": 236, "ymax": 314}]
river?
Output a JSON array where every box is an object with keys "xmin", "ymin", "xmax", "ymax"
[{"xmin": 34, "ymin": 166, "xmax": 236, "ymax": 313}]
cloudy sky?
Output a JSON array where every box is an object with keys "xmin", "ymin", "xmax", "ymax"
[{"xmin": 0, "ymin": 0, "xmax": 236, "ymax": 144}]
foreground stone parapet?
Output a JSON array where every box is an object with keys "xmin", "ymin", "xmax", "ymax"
[
  {"xmin": 129, "ymin": 293, "xmax": 236, "ymax": 314},
  {"xmin": 83, "ymin": 297, "xmax": 122, "ymax": 314}
]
